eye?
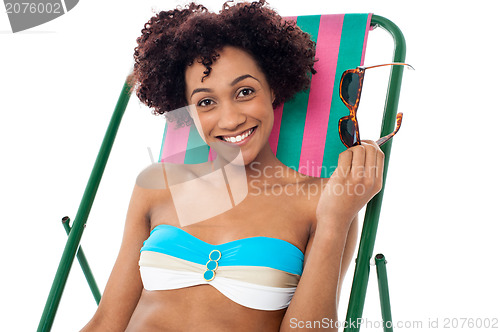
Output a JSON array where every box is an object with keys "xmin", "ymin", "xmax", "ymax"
[
  {"xmin": 197, "ymin": 98, "xmax": 215, "ymax": 107},
  {"xmin": 237, "ymin": 88, "xmax": 255, "ymax": 98}
]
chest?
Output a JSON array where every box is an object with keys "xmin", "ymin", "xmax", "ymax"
[{"xmin": 148, "ymin": 184, "xmax": 317, "ymax": 254}]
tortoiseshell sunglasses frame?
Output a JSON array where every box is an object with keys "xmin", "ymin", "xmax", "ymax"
[{"xmin": 338, "ymin": 63, "xmax": 413, "ymax": 148}]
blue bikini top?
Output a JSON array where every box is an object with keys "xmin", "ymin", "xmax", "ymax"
[{"xmin": 139, "ymin": 224, "xmax": 304, "ymax": 310}]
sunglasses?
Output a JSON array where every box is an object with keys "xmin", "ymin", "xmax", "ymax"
[{"xmin": 338, "ymin": 63, "xmax": 414, "ymax": 148}]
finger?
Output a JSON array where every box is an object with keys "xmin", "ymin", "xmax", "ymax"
[
  {"xmin": 336, "ymin": 149, "xmax": 353, "ymax": 179},
  {"xmin": 350, "ymin": 144, "xmax": 366, "ymax": 179},
  {"xmin": 376, "ymin": 148, "xmax": 385, "ymax": 182},
  {"xmin": 363, "ymin": 142, "xmax": 378, "ymax": 178},
  {"xmin": 361, "ymin": 142, "xmax": 378, "ymax": 165},
  {"xmin": 362, "ymin": 139, "xmax": 383, "ymax": 174},
  {"xmin": 361, "ymin": 139, "xmax": 377, "ymax": 147}
]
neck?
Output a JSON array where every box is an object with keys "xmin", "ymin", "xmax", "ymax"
[
  {"xmin": 214, "ymin": 141, "xmax": 304, "ymax": 188},
  {"xmin": 245, "ymin": 142, "xmax": 288, "ymax": 183}
]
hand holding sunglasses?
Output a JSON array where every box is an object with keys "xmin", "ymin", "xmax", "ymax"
[{"xmin": 338, "ymin": 63, "xmax": 414, "ymax": 148}]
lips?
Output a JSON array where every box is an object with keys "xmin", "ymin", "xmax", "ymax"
[{"xmin": 217, "ymin": 126, "xmax": 256, "ymax": 144}]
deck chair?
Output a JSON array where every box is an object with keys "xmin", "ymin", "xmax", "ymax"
[{"xmin": 38, "ymin": 13, "xmax": 408, "ymax": 332}]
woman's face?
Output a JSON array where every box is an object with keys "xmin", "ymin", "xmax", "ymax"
[{"xmin": 184, "ymin": 46, "xmax": 275, "ymax": 165}]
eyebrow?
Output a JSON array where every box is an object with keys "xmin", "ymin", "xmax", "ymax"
[
  {"xmin": 190, "ymin": 74, "xmax": 260, "ymax": 98},
  {"xmin": 231, "ymin": 74, "xmax": 260, "ymax": 86}
]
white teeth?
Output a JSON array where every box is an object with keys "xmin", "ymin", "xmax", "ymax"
[{"xmin": 222, "ymin": 127, "xmax": 254, "ymax": 143}]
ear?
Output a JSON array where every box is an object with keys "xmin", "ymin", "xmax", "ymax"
[{"xmin": 271, "ymin": 90, "xmax": 276, "ymax": 104}]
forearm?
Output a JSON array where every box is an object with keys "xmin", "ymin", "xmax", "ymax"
[
  {"xmin": 80, "ymin": 289, "xmax": 141, "ymax": 332},
  {"xmin": 81, "ymin": 314, "xmax": 113, "ymax": 332},
  {"xmin": 81, "ymin": 309, "xmax": 121, "ymax": 332},
  {"xmin": 280, "ymin": 219, "xmax": 350, "ymax": 331}
]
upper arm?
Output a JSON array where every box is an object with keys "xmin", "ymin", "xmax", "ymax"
[
  {"xmin": 300, "ymin": 213, "xmax": 358, "ymax": 307},
  {"xmin": 82, "ymin": 182, "xmax": 152, "ymax": 331}
]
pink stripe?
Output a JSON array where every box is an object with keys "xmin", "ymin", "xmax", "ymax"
[
  {"xmin": 299, "ymin": 14, "xmax": 344, "ymax": 177},
  {"xmin": 268, "ymin": 16, "xmax": 296, "ymax": 155},
  {"xmin": 160, "ymin": 122, "xmax": 190, "ymax": 163},
  {"xmin": 360, "ymin": 13, "xmax": 372, "ymax": 66},
  {"xmin": 208, "ymin": 148, "xmax": 217, "ymax": 161}
]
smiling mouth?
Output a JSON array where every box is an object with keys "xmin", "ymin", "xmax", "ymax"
[{"xmin": 217, "ymin": 126, "xmax": 256, "ymax": 143}]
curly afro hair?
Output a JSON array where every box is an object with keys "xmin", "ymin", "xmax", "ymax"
[{"xmin": 131, "ymin": 0, "xmax": 316, "ymax": 122}]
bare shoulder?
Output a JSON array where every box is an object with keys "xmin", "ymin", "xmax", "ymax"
[
  {"xmin": 134, "ymin": 162, "xmax": 182, "ymax": 208},
  {"xmin": 135, "ymin": 162, "xmax": 211, "ymax": 191},
  {"xmin": 135, "ymin": 162, "xmax": 170, "ymax": 191},
  {"xmin": 135, "ymin": 163, "xmax": 182, "ymax": 228}
]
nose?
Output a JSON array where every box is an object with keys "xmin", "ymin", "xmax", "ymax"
[{"xmin": 217, "ymin": 102, "xmax": 246, "ymax": 130}]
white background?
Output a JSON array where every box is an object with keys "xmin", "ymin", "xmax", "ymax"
[{"xmin": 1, "ymin": 0, "xmax": 499, "ymax": 331}]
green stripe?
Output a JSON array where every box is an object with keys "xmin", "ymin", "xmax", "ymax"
[
  {"xmin": 276, "ymin": 15, "xmax": 321, "ymax": 172},
  {"xmin": 184, "ymin": 125, "xmax": 210, "ymax": 164},
  {"xmin": 321, "ymin": 14, "xmax": 370, "ymax": 177}
]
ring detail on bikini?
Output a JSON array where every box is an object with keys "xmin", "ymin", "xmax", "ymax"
[{"xmin": 204, "ymin": 250, "xmax": 221, "ymax": 281}]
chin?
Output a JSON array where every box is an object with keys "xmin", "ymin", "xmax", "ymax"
[{"xmin": 209, "ymin": 137, "xmax": 263, "ymax": 167}]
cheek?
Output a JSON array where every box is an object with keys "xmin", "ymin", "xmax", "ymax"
[
  {"xmin": 193, "ymin": 112, "xmax": 216, "ymax": 143},
  {"xmin": 199, "ymin": 117, "xmax": 213, "ymax": 137},
  {"xmin": 257, "ymin": 102, "xmax": 274, "ymax": 128}
]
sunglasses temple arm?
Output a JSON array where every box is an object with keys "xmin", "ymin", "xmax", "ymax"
[
  {"xmin": 376, "ymin": 133, "xmax": 395, "ymax": 146},
  {"xmin": 376, "ymin": 112, "xmax": 403, "ymax": 146},
  {"xmin": 363, "ymin": 63, "xmax": 414, "ymax": 71}
]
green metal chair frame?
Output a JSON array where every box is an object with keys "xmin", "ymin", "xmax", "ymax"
[{"xmin": 37, "ymin": 14, "xmax": 407, "ymax": 332}]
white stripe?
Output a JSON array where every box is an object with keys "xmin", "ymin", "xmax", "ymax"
[{"xmin": 140, "ymin": 266, "xmax": 296, "ymax": 311}]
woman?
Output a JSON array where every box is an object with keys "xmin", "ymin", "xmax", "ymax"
[{"xmin": 82, "ymin": 1, "xmax": 384, "ymax": 331}]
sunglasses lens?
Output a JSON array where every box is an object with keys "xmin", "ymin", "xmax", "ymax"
[
  {"xmin": 340, "ymin": 118, "xmax": 358, "ymax": 147},
  {"xmin": 341, "ymin": 72, "xmax": 360, "ymax": 106}
]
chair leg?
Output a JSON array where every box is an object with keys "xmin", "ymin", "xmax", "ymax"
[
  {"xmin": 344, "ymin": 196, "xmax": 383, "ymax": 332},
  {"xmin": 37, "ymin": 75, "xmax": 133, "ymax": 332},
  {"xmin": 375, "ymin": 253, "xmax": 393, "ymax": 332},
  {"xmin": 61, "ymin": 217, "xmax": 101, "ymax": 305}
]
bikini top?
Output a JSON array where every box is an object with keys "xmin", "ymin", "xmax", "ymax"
[{"xmin": 139, "ymin": 224, "xmax": 304, "ymax": 311}]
